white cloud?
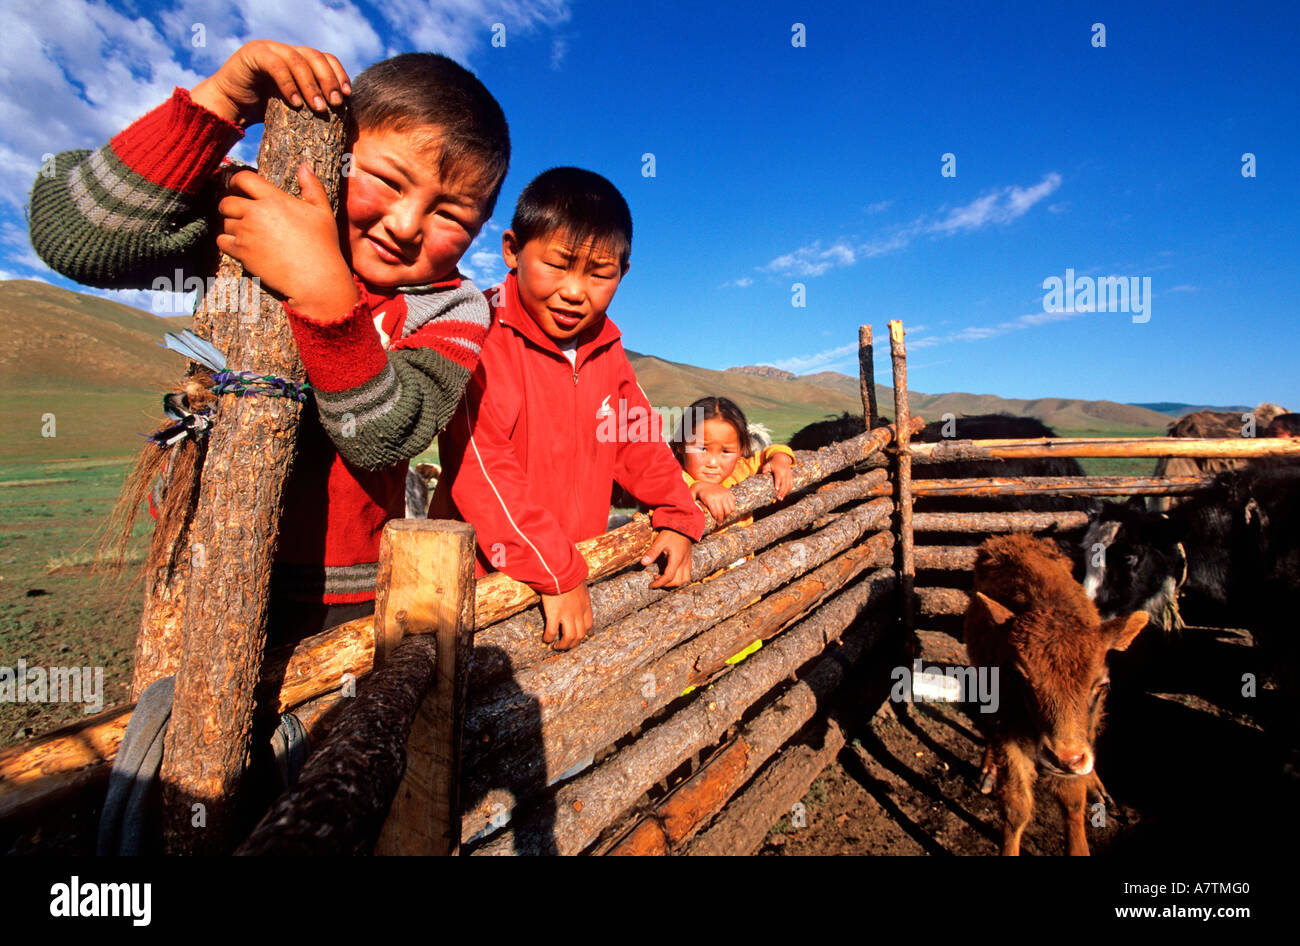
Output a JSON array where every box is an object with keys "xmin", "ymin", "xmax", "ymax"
[
  {"xmin": 929, "ymin": 173, "xmax": 1062, "ymax": 235},
  {"xmin": 908, "ymin": 309, "xmax": 1086, "ymax": 350},
  {"xmin": 720, "ymin": 276, "xmax": 753, "ymax": 288},
  {"xmin": 866, "ymin": 200, "xmax": 893, "ymax": 215},
  {"xmin": 764, "ymin": 240, "xmax": 857, "ymax": 277},
  {"xmin": 764, "ymin": 174, "xmax": 1062, "ymax": 278},
  {"xmin": 551, "ymin": 36, "xmax": 569, "ymax": 69},
  {"xmin": 0, "ymin": 0, "xmax": 571, "ymax": 280},
  {"xmin": 766, "ymin": 341, "xmax": 858, "ymax": 374}
]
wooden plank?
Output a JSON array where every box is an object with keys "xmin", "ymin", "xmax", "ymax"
[{"xmin": 374, "ymin": 520, "xmax": 476, "ymax": 856}]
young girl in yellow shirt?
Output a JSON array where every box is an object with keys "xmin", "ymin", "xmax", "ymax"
[
  {"xmin": 672, "ymin": 396, "xmax": 796, "ymax": 528},
  {"xmin": 671, "ymin": 397, "xmax": 797, "ymax": 682}
]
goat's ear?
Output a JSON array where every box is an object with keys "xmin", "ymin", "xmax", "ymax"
[
  {"xmin": 1104, "ymin": 611, "xmax": 1149, "ymax": 651},
  {"xmin": 973, "ymin": 592, "xmax": 1015, "ymax": 627}
]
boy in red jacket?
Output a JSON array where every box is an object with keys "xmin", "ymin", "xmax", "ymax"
[
  {"xmin": 29, "ymin": 41, "xmax": 510, "ymax": 640},
  {"xmin": 432, "ymin": 167, "xmax": 704, "ymax": 650}
]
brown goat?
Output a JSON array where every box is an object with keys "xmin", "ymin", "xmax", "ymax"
[{"xmin": 964, "ymin": 534, "xmax": 1147, "ymax": 855}]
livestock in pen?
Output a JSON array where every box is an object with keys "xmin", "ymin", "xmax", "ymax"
[
  {"xmin": 964, "ymin": 534, "xmax": 1148, "ymax": 856},
  {"xmin": 1150, "ymin": 403, "xmax": 1288, "ymax": 511}
]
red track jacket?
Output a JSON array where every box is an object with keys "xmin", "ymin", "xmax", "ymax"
[{"xmin": 431, "ymin": 272, "xmax": 705, "ymax": 594}]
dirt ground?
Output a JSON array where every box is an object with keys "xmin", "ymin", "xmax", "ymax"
[{"xmin": 760, "ymin": 622, "xmax": 1299, "ymax": 857}]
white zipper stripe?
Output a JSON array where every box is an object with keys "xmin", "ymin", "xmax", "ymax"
[{"xmin": 463, "ymin": 408, "xmax": 563, "ymax": 595}]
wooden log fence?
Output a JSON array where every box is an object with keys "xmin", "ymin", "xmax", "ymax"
[
  {"xmin": 460, "ymin": 530, "xmax": 895, "ymax": 842},
  {"xmin": 10, "ymin": 315, "xmax": 1300, "ymax": 856},
  {"xmin": 470, "ymin": 567, "xmax": 897, "ymax": 855}
]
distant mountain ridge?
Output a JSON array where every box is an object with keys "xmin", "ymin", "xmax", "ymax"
[
  {"xmin": 725, "ymin": 364, "xmax": 796, "ymax": 381},
  {"xmin": 715, "ymin": 365, "xmax": 1174, "ymax": 433},
  {"xmin": 0, "ymin": 280, "xmax": 1188, "ymax": 455}
]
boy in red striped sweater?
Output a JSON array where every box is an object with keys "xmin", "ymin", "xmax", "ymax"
[{"xmin": 29, "ymin": 40, "xmax": 511, "ymax": 639}]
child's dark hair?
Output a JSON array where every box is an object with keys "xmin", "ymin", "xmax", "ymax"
[
  {"xmin": 671, "ymin": 396, "xmax": 752, "ymax": 465},
  {"xmin": 349, "ymin": 53, "xmax": 511, "ymax": 215},
  {"xmin": 511, "ymin": 167, "xmax": 632, "ymax": 266}
]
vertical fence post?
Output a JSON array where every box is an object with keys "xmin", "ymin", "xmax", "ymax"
[
  {"xmin": 373, "ymin": 519, "xmax": 476, "ymax": 855},
  {"xmin": 858, "ymin": 324, "xmax": 879, "ymax": 427},
  {"xmin": 158, "ymin": 98, "xmax": 346, "ymax": 854},
  {"xmin": 888, "ymin": 320, "xmax": 916, "ymax": 636}
]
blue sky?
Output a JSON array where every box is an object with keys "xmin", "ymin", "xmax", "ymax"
[{"xmin": 3, "ymin": 0, "xmax": 1297, "ymax": 405}]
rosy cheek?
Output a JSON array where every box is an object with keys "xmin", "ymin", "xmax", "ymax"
[{"xmin": 345, "ymin": 177, "xmax": 386, "ymax": 228}]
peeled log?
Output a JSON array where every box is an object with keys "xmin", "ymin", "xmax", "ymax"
[
  {"xmin": 911, "ymin": 510, "xmax": 1090, "ymax": 533},
  {"xmin": 909, "ymin": 436, "xmax": 1300, "ymax": 461},
  {"xmin": 683, "ymin": 718, "xmax": 847, "ymax": 856},
  {"xmin": 160, "ymin": 97, "xmax": 347, "ymax": 855},
  {"xmin": 0, "ymin": 705, "xmax": 132, "ymax": 825},
  {"xmin": 869, "ymin": 475, "xmax": 1221, "ymax": 498}
]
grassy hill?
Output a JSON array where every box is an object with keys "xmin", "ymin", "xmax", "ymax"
[
  {"xmin": 640, "ymin": 361, "xmax": 1173, "ymax": 440},
  {"xmin": 0, "ymin": 280, "xmax": 192, "ymax": 463},
  {"xmin": 0, "ymin": 279, "xmax": 1180, "ymax": 465}
]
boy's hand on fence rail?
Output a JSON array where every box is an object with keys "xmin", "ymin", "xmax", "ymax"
[
  {"xmin": 192, "ymin": 39, "xmax": 350, "ymax": 127},
  {"xmin": 644, "ymin": 529, "xmax": 693, "ymax": 588},
  {"xmin": 761, "ymin": 453, "xmax": 795, "ymax": 499},
  {"xmin": 541, "ymin": 584, "xmax": 594, "ymax": 651},
  {"xmin": 691, "ymin": 481, "xmax": 735, "ymax": 522}
]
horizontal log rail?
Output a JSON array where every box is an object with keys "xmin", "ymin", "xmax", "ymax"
[
  {"xmin": 468, "ymin": 469, "xmax": 891, "ymax": 691},
  {"xmin": 911, "ymin": 510, "xmax": 1091, "ymax": 533},
  {"xmin": 873, "ymin": 474, "xmax": 1220, "ymax": 498},
  {"xmin": 460, "ymin": 533, "xmax": 894, "ymax": 842},
  {"xmin": 917, "ymin": 586, "xmax": 970, "ymax": 618},
  {"xmin": 0, "ymin": 705, "xmax": 131, "ymax": 824},
  {"xmin": 909, "ymin": 436, "xmax": 1300, "ymax": 461},
  {"xmin": 471, "ymin": 567, "xmax": 897, "ymax": 855},
  {"xmin": 914, "ymin": 546, "xmax": 980, "ymax": 571},
  {"xmin": 684, "ymin": 717, "xmax": 848, "ymax": 857}
]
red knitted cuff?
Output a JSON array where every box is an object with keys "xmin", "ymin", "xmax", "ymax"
[
  {"xmin": 285, "ymin": 296, "xmax": 390, "ymax": 394},
  {"xmin": 109, "ymin": 87, "xmax": 244, "ymax": 195},
  {"xmin": 650, "ymin": 506, "xmax": 707, "ymax": 542}
]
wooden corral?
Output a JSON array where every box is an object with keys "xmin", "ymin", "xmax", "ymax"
[{"xmin": 3, "ymin": 319, "xmax": 1299, "ymax": 856}]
